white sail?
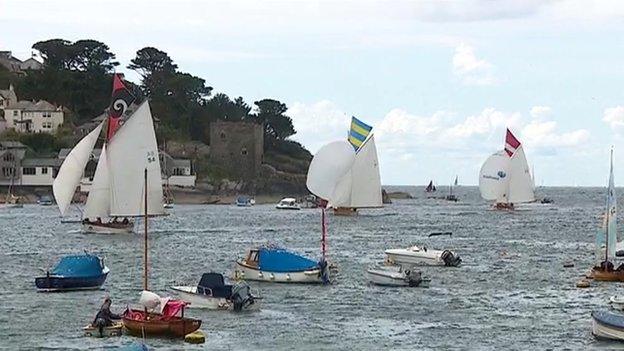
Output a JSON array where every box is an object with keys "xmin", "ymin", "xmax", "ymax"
[
  {"xmin": 306, "ymin": 140, "xmax": 356, "ymax": 201},
  {"xmin": 107, "ymin": 101, "xmax": 164, "ymax": 216},
  {"xmin": 53, "ymin": 122, "xmax": 104, "ymax": 216},
  {"xmin": 507, "ymin": 146, "xmax": 535, "ymax": 203},
  {"xmin": 83, "ymin": 144, "xmax": 110, "ymax": 219},
  {"xmin": 479, "ymin": 150, "xmax": 510, "ymax": 201},
  {"xmin": 340, "ymin": 135, "xmax": 382, "ymax": 208},
  {"xmin": 606, "ymin": 149, "xmax": 617, "ymax": 261}
]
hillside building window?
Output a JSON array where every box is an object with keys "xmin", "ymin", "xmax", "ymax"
[
  {"xmin": 2, "ymin": 167, "xmax": 14, "ymax": 177},
  {"xmin": 23, "ymin": 167, "xmax": 35, "ymax": 175},
  {"xmin": 12, "ymin": 111, "xmax": 17, "ymax": 116},
  {"xmin": 241, "ymin": 147, "xmax": 248, "ymax": 156},
  {"xmin": 220, "ymin": 131, "xmax": 226, "ymax": 139},
  {"xmin": 3, "ymin": 153, "xmax": 14, "ymax": 162},
  {"xmin": 41, "ymin": 167, "xmax": 48, "ymax": 174}
]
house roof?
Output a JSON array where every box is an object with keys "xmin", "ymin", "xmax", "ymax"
[
  {"xmin": 6, "ymin": 100, "xmax": 58, "ymax": 111},
  {"xmin": 0, "ymin": 141, "xmax": 27, "ymax": 149},
  {"xmin": 22, "ymin": 158, "xmax": 63, "ymax": 167}
]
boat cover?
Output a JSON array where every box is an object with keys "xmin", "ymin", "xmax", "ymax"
[
  {"xmin": 51, "ymin": 254, "xmax": 104, "ymax": 277},
  {"xmin": 236, "ymin": 196, "xmax": 250, "ymax": 204},
  {"xmin": 592, "ymin": 310, "xmax": 624, "ymax": 329},
  {"xmin": 197, "ymin": 273, "xmax": 232, "ymax": 298},
  {"xmin": 258, "ymin": 248, "xmax": 318, "ymax": 273}
]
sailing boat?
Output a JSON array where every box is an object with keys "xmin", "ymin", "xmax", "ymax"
[
  {"xmin": 591, "ymin": 148, "xmax": 624, "ymax": 281},
  {"xmin": 425, "ymin": 180, "xmax": 436, "ymax": 193},
  {"xmin": 53, "ymin": 74, "xmax": 136, "ymax": 233},
  {"xmin": 4, "ymin": 162, "xmax": 22, "ymax": 208},
  {"xmin": 445, "ymin": 175, "xmax": 459, "ymax": 202},
  {"xmin": 329, "ymin": 117, "xmax": 383, "ymax": 215},
  {"xmin": 479, "ymin": 129, "xmax": 535, "ymax": 210},
  {"xmin": 122, "ymin": 169, "xmax": 202, "ymax": 337}
]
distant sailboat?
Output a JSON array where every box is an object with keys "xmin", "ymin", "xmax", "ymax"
[
  {"xmin": 4, "ymin": 162, "xmax": 22, "ymax": 208},
  {"xmin": 479, "ymin": 129, "xmax": 535, "ymax": 210},
  {"xmin": 591, "ymin": 148, "xmax": 624, "ymax": 281},
  {"xmin": 425, "ymin": 180, "xmax": 436, "ymax": 193},
  {"xmin": 445, "ymin": 175, "xmax": 459, "ymax": 202}
]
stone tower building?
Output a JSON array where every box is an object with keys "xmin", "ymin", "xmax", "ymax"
[{"xmin": 209, "ymin": 120, "xmax": 264, "ymax": 180}]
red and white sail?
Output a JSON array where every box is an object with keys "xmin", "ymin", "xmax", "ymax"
[{"xmin": 479, "ymin": 129, "xmax": 535, "ymax": 204}]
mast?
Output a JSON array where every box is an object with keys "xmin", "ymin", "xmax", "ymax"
[
  {"xmin": 143, "ymin": 168, "xmax": 148, "ymax": 291},
  {"xmin": 321, "ymin": 207, "xmax": 327, "ymax": 259}
]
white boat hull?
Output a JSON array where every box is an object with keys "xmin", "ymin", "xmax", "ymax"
[
  {"xmin": 171, "ymin": 286, "xmax": 231, "ymax": 310},
  {"xmin": 385, "ymin": 246, "xmax": 461, "ymax": 267},
  {"xmin": 593, "ymin": 318, "xmax": 624, "ymax": 341},
  {"xmin": 234, "ymin": 260, "xmax": 324, "ymax": 284},
  {"xmin": 82, "ymin": 223, "xmax": 133, "ymax": 234},
  {"xmin": 367, "ymin": 269, "xmax": 410, "ymax": 287}
]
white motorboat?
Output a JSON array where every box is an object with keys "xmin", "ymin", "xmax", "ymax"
[
  {"xmin": 276, "ymin": 198, "xmax": 301, "ymax": 210},
  {"xmin": 366, "ymin": 265, "xmax": 429, "ymax": 287},
  {"xmin": 171, "ymin": 273, "xmax": 260, "ymax": 311},
  {"xmin": 385, "ymin": 245, "xmax": 461, "ymax": 267},
  {"xmin": 610, "ymin": 296, "xmax": 624, "ymax": 311},
  {"xmin": 592, "ymin": 310, "xmax": 624, "ymax": 340}
]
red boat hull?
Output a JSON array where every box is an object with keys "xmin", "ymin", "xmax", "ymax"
[{"xmin": 122, "ymin": 309, "xmax": 201, "ymax": 338}]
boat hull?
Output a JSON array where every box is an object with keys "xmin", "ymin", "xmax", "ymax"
[
  {"xmin": 592, "ymin": 311, "xmax": 624, "ymax": 341},
  {"xmin": 385, "ymin": 248, "xmax": 461, "ymax": 267},
  {"xmin": 275, "ymin": 205, "xmax": 300, "ymax": 210},
  {"xmin": 170, "ymin": 286, "xmax": 261, "ymax": 311},
  {"xmin": 122, "ymin": 309, "xmax": 201, "ymax": 338},
  {"xmin": 82, "ymin": 223, "xmax": 133, "ymax": 234},
  {"xmin": 592, "ymin": 267, "xmax": 624, "ymax": 282},
  {"xmin": 83, "ymin": 322, "xmax": 123, "ymax": 337},
  {"xmin": 367, "ymin": 269, "xmax": 409, "ymax": 287},
  {"xmin": 333, "ymin": 207, "xmax": 357, "ymax": 216},
  {"xmin": 234, "ymin": 260, "xmax": 325, "ymax": 284},
  {"xmin": 35, "ymin": 272, "xmax": 108, "ymax": 292}
]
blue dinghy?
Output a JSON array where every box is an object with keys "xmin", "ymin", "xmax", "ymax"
[{"xmin": 35, "ymin": 254, "xmax": 109, "ymax": 292}]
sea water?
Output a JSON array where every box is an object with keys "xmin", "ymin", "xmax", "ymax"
[{"xmin": 0, "ymin": 187, "xmax": 618, "ymax": 350}]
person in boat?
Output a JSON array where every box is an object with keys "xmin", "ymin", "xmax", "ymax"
[
  {"xmin": 92, "ymin": 297, "xmax": 121, "ymax": 328},
  {"xmin": 122, "ymin": 217, "xmax": 129, "ymax": 225},
  {"xmin": 96, "ymin": 217, "xmax": 102, "ymax": 224},
  {"xmin": 600, "ymin": 260, "xmax": 615, "ymax": 271}
]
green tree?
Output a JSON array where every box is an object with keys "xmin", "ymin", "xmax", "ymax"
[{"xmin": 253, "ymin": 99, "xmax": 295, "ymax": 140}]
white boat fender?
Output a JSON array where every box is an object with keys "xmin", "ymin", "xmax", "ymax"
[
  {"xmin": 286, "ymin": 274, "xmax": 291, "ymax": 281},
  {"xmin": 270, "ymin": 273, "xmax": 275, "ymax": 280},
  {"xmin": 258, "ymin": 272, "xmax": 263, "ymax": 279}
]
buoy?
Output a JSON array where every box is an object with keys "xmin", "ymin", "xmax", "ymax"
[
  {"xmin": 563, "ymin": 261, "xmax": 574, "ymax": 268},
  {"xmin": 576, "ymin": 279, "xmax": 590, "ymax": 288},
  {"xmin": 185, "ymin": 330, "xmax": 206, "ymax": 344}
]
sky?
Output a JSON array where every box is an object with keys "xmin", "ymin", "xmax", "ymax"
[{"xmin": 2, "ymin": 0, "xmax": 624, "ymax": 186}]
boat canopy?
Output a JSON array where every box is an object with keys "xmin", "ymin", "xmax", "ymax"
[
  {"xmin": 51, "ymin": 254, "xmax": 105, "ymax": 277},
  {"xmin": 258, "ymin": 248, "xmax": 318, "ymax": 273},
  {"xmin": 198, "ymin": 273, "xmax": 231, "ymax": 298}
]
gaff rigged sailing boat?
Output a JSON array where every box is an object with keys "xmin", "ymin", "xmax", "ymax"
[
  {"xmin": 323, "ymin": 117, "xmax": 382, "ymax": 215},
  {"xmin": 425, "ymin": 180, "xmax": 436, "ymax": 193},
  {"xmin": 54, "ymin": 74, "xmax": 137, "ymax": 233},
  {"xmin": 591, "ymin": 149, "xmax": 624, "ymax": 281},
  {"xmin": 479, "ymin": 129, "xmax": 535, "ymax": 210},
  {"xmin": 445, "ymin": 176, "xmax": 459, "ymax": 202}
]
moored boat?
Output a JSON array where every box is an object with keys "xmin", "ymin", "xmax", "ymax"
[
  {"xmin": 35, "ymin": 253, "xmax": 109, "ymax": 292},
  {"xmin": 171, "ymin": 272, "xmax": 260, "ymax": 311},
  {"xmin": 83, "ymin": 321, "xmax": 123, "ymax": 337},
  {"xmin": 37, "ymin": 195, "xmax": 54, "ymax": 206},
  {"xmin": 236, "ymin": 196, "xmax": 253, "ymax": 207},
  {"xmin": 234, "ymin": 247, "xmax": 329, "ymax": 284},
  {"xmin": 385, "ymin": 245, "xmax": 461, "ymax": 267},
  {"xmin": 592, "ymin": 310, "xmax": 624, "ymax": 341},
  {"xmin": 610, "ymin": 296, "xmax": 624, "ymax": 311},
  {"xmin": 366, "ymin": 265, "xmax": 429, "ymax": 287},
  {"xmin": 479, "ymin": 129, "xmax": 535, "ymax": 210},
  {"xmin": 276, "ymin": 198, "xmax": 301, "ymax": 210}
]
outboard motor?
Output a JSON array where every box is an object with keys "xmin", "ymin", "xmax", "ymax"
[
  {"xmin": 231, "ymin": 282, "xmax": 254, "ymax": 312},
  {"xmin": 318, "ymin": 258, "xmax": 330, "ymax": 284},
  {"xmin": 404, "ymin": 269, "xmax": 422, "ymax": 287},
  {"xmin": 441, "ymin": 250, "xmax": 461, "ymax": 267}
]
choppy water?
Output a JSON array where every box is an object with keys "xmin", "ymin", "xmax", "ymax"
[{"xmin": 1, "ymin": 186, "xmax": 623, "ymax": 350}]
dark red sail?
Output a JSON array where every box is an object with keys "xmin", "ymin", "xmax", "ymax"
[{"xmin": 106, "ymin": 73, "xmax": 135, "ymax": 141}]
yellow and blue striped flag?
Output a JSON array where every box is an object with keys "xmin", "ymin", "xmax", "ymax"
[{"xmin": 348, "ymin": 116, "xmax": 373, "ymax": 151}]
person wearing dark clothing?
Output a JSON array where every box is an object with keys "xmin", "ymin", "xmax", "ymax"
[{"xmin": 92, "ymin": 297, "xmax": 121, "ymax": 333}]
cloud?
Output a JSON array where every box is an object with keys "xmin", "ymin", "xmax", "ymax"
[
  {"xmin": 521, "ymin": 120, "xmax": 589, "ymax": 149},
  {"xmin": 287, "ymin": 100, "xmax": 351, "ymax": 153},
  {"xmin": 452, "ymin": 43, "xmax": 498, "ymax": 86},
  {"xmin": 530, "ymin": 105, "xmax": 552, "ymax": 119},
  {"xmin": 603, "ymin": 106, "xmax": 624, "ymax": 131},
  {"xmin": 412, "ymin": 0, "xmax": 551, "ymax": 22}
]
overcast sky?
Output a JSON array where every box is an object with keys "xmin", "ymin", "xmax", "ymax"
[{"xmin": 3, "ymin": 0, "xmax": 624, "ymax": 186}]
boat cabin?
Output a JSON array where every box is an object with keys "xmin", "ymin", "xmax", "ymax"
[
  {"xmin": 279, "ymin": 198, "xmax": 297, "ymax": 206},
  {"xmin": 244, "ymin": 249, "xmax": 259, "ymax": 268},
  {"xmin": 197, "ymin": 273, "xmax": 232, "ymax": 298}
]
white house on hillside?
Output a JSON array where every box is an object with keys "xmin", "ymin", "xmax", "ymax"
[
  {"xmin": 20, "ymin": 158, "xmax": 61, "ymax": 186},
  {"xmin": 4, "ymin": 100, "xmax": 64, "ymax": 133}
]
